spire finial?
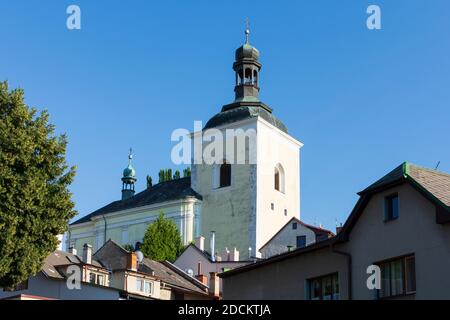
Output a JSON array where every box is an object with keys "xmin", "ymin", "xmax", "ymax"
[
  {"xmin": 128, "ymin": 148, "xmax": 133, "ymax": 164},
  {"xmin": 245, "ymin": 17, "xmax": 249, "ymax": 45}
]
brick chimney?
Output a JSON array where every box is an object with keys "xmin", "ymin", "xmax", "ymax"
[
  {"xmin": 195, "ymin": 261, "xmax": 208, "ymax": 285},
  {"xmin": 195, "ymin": 236, "xmax": 205, "ymax": 251},
  {"xmin": 209, "ymin": 272, "xmax": 220, "ymax": 299},
  {"xmin": 127, "ymin": 252, "xmax": 137, "ymax": 271},
  {"xmin": 82, "ymin": 244, "xmax": 92, "ymax": 264}
]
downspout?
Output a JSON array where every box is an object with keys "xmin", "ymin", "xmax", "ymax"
[
  {"xmin": 102, "ymin": 215, "xmax": 108, "ymax": 245},
  {"xmin": 331, "ymin": 244, "xmax": 352, "ymax": 300}
]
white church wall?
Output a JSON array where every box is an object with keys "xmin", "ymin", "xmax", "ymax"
[{"xmin": 255, "ymin": 117, "xmax": 302, "ymax": 256}]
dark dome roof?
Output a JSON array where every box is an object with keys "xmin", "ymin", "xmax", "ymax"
[
  {"xmin": 204, "ymin": 105, "xmax": 288, "ymax": 133},
  {"xmin": 235, "ymin": 44, "xmax": 260, "ymax": 61}
]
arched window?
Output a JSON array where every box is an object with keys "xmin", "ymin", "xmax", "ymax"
[
  {"xmin": 237, "ymin": 69, "xmax": 243, "ymax": 85},
  {"xmin": 253, "ymin": 70, "xmax": 258, "ymax": 86},
  {"xmin": 220, "ymin": 162, "xmax": 231, "ymax": 188},
  {"xmin": 244, "ymin": 68, "xmax": 252, "ymax": 84},
  {"xmin": 274, "ymin": 164, "xmax": 285, "ymax": 193}
]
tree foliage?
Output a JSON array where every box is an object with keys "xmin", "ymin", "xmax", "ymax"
[
  {"xmin": 146, "ymin": 175, "xmax": 152, "ymax": 189},
  {"xmin": 141, "ymin": 212, "xmax": 183, "ymax": 262},
  {"xmin": 0, "ymin": 82, "xmax": 76, "ymax": 287},
  {"xmin": 183, "ymin": 166, "xmax": 191, "ymax": 178}
]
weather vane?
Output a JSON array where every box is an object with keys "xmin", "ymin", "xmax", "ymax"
[{"xmin": 245, "ymin": 17, "xmax": 249, "ymax": 44}]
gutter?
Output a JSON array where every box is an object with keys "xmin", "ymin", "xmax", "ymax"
[{"xmin": 330, "ymin": 243, "xmax": 352, "ymax": 300}]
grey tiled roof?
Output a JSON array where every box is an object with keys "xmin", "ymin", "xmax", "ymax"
[
  {"xmin": 41, "ymin": 250, "xmax": 104, "ymax": 279},
  {"xmin": 71, "ymin": 177, "xmax": 202, "ymax": 225}
]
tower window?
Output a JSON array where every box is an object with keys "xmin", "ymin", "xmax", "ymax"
[
  {"xmin": 244, "ymin": 68, "xmax": 252, "ymax": 84},
  {"xmin": 219, "ymin": 162, "xmax": 231, "ymax": 188},
  {"xmin": 274, "ymin": 164, "xmax": 285, "ymax": 193},
  {"xmin": 253, "ymin": 70, "xmax": 258, "ymax": 86}
]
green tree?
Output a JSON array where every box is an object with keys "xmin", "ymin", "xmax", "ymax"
[
  {"xmin": 165, "ymin": 168, "xmax": 172, "ymax": 182},
  {"xmin": 183, "ymin": 166, "xmax": 191, "ymax": 178},
  {"xmin": 123, "ymin": 243, "xmax": 135, "ymax": 252},
  {"xmin": 146, "ymin": 175, "xmax": 152, "ymax": 189},
  {"xmin": 0, "ymin": 82, "xmax": 76, "ymax": 287},
  {"xmin": 173, "ymin": 169, "xmax": 180, "ymax": 180},
  {"xmin": 158, "ymin": 169, "xmax": 165, "ymax": 183},
  {"xmin": 141, "ymin": 211, "xmax": 183, "ymax": 262}
]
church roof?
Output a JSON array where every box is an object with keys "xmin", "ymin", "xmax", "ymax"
[
  {"xmin": 204, "ymin": 102, "xmax": 288, "ymax": 133},
  {"xmin": 70, "ymin": 177, "xmax": 202, "ymax": 226}
]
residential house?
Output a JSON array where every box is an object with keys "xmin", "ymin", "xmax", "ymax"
[
  {"xmin": 93, "ymin": 239, "xmax": 212, "ymax": 300},
  {"xmin": 174, "ymin": 236, "xmax": 252, "ymax": 293},
  {"xmin": 259, "ymin": 217, "xmax": 334, "ymax": 258},
  {"xmin": 0, "ymin": 246, "xmax": 120, "ymax": 300},
  {"xmin": 220, "ymin": 162, "xmax": 450, "ymax": 300}
]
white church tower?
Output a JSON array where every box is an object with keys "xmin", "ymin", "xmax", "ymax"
[{"xmin": 191, "ymin": 23, "xmax": 303, "ymax": 258}]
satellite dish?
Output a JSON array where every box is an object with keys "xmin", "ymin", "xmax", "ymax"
[
  {"xmin": 135, "ymin": 250, "xmax": 144, "ymax": 263},
  {"xmin": 187, "ymin": 269, "xmax": 194, "ymax": 277}
]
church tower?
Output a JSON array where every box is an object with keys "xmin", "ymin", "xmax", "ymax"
[
  {"xmin": 191, "ymin": 22, "xmax": 303, "ymax": 258},
  {"xmin": 121, "ymin": 149, "xmax": 136, "ymax": 200}
]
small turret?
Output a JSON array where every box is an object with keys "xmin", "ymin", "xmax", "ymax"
[{"xmin": 121, "ymin": 148, "xmax": 136, "ymax": 200}]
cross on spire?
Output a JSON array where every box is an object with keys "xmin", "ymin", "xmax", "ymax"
[{"xmin": 245, "ymin": 17, "xmax": 249, "ymax": 44}]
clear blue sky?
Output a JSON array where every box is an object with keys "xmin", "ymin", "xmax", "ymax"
[{"xmin": 1, "ymin": 0, "xmax": 449, "ymax": 230}]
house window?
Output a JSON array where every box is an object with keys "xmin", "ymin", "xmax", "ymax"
[
  {"xmin": 219, "ymin": 162, "xmax": 231, "ymax": 188},
  {"xmin": 136, "ymin": 279, "xmax": 143, "ymax": 292},
  {"xmin": 97, "ymin": 274, "xmax": 105, "ymax": 286},
  {"xmin": 89, "ymin": 273, "xmax": 96, "ymax": 284},
  {"xmin": 296, "ymin": 235, "xmax": 306, "ymax": 248},
  {"xmin": 89, "ymin": 273, "xmax": 105, "ymax": 286},
  {"xmin": 136, "ymin": 279, "xmax": 153, "ymax": 294},
  {"xmin": 274, "ymin": 164, "xmax": 285, "ymax": 193},
  {"xmin": 309, "ymin": 273, "xmax": 339, "ymax": 300},
  {"xmin": 292, "ymin": 222, "xmax": 297, "ymax": 230},
  {"xmin": 385, "ymin": 194, "xmax": 399, "ymax": 221},
  {"xmin": 378, "ymin": 255, "xmax": 416, "ymax": 299},
  {"xmin": 144, "ymin": 281, "xmax": 153, "ymax": 294}
]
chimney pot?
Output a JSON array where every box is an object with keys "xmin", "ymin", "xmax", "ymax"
[
  {"xmin": 195, "ymin": 236, "xmax": 205, "ymax": 251},
  {"xmin": 82, "ymin": 244, "xmax": 92, "ymax": 264},
  {"xmin": 231, "ymin": 248, "xmax": 239, "ymax": 262}
]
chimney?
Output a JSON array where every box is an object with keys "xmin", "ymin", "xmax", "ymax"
[
  {"xmin": 210, "ymin": 231, "xmax": 216, "ymax": 262},
  {"xmin": 336, "ymin": 223, "xmax": 343, "ymax": 234},
  {"xmin": 68, "ymin": 246, "xmax": 77, "ymax": 256},
  {"xmin": 127, "ymin": 252, "xmax": 137, "ymax": 271},
  {"xmin": 82, "ymin": 244, "xmax": 92, "ymax": 264},
  {"xmin": 221, "ymin": 248, "xmax": 230, "ymax": 262},
  {"xmin": 195, "ymin": 236, "xmax": 205, "ymax": 251},
  {"xmin": 209, "ymin": 272, "xmax": 220, "ymax": 299},
  {"xmin": 231, "ymin": 248, "xmax": 239, "ymax": 262},
  {"xmin": 195, "ymin": 261, "xmax": 208, "ymax": 285}
]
